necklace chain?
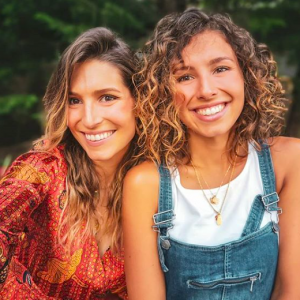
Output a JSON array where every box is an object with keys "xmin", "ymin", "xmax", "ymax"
[
  {"xmin": 196, "ymin": 162, "xmax": 232, "ymax": 205},
  {"xmin": 191, "ymin": 155, "xmax": 237, "ymax": 225}
]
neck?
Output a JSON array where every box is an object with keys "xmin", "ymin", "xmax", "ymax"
[
  {"xmin": 93, "ymin": 146, "xmax": 128, "ymax": 188},
  {"xmin": 188, "ymin": 134, "xmax": 231, "ymax": 168},
  {"xmin": 94, "ymin": 161, "xmax": 119, "ymax": 189}
]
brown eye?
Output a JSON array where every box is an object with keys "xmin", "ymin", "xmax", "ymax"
[
  {"xmin": 177, "ymin": 75, "xmax": 193, "ymax": 82},
  {"xmin": 214, "ymin": 67, "xmax": 229, "ymax": 74},
  {"xmin": 68, "ymin": 98, "xmax": 81, "ymax": 105},
  {"xmin": 100, "ymin": 95, "xmax": 118, "ymax": 102}
]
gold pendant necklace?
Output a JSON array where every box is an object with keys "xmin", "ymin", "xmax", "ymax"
[
  {"xmin": 210, "ymin": 195, "xmax": 219, "ymax": 205},
  {"xmin": 191, "ymin": 155, "xmax": 237, "ymax": 226},
  {"xmin": 195, "ymin": 163, "xmax": 232, "ymax": 205}
]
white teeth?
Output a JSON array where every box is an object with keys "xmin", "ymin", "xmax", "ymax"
[
  {"xmin": 196, "ymin": 104, "xmax": 225, "ymax": 116},
  {"xmin": 85, "ymin": 131, "xmax": 114, "ymax": 141}
]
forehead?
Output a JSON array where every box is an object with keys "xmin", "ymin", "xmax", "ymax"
[
  {"xmin": 177, "ymin": 30, "xmax": 237, "ymax": 65},
  {"xmin": 71, "ymin": 60, "xmax": 125, "ymax": 86}
]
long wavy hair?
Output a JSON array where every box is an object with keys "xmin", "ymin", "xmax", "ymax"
[
  {"xmin": 135, "ymin": 8, "xmax": 286, "ymax": 166},
  {"xmin": 35, "ymin": 27, "xmax": 142, "ymax": 253}
]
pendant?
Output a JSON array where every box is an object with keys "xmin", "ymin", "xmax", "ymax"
[
  {"xmin": 210, "ymin": 195, "xmax": 219, "ymax": 205},
  {"xmin": 215, "ymin": 213, "xmax": 222, "ymax": 226}
]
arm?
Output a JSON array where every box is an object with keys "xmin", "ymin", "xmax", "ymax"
[
  {"xmin": 122, "ymin": 162, "xmax": 166, "ymax": 300},
  {"xmin": 0, "ymin": 151, "xmax": 59, "ymax": 279},
  {"xmin": 271, "ymin": 137, "xmax": 300, "ymax": 299}
]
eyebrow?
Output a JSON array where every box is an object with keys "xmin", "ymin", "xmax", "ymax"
[
  {"xmin": 209, "ymin": 56, "xmax": 234, "ymax": 65},
  {"xmin": 69, "ymin": 88, "xmax": 121, "ymax": 95},
  {"xmin": 173, "ymin": 64, "xmax": 194, "ymax": 73},
  {"xmin": 173, "ymin": 56, "xmax": 235, "ymax": 73}
]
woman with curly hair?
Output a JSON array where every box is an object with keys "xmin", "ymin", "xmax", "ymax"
[
  {"xmin": 0, "ymin": 27, "xmax": 142, "ymax": 299},
  {"xmin": 123, "ymin": 8, "xmax": 300, "ymax": 300}
]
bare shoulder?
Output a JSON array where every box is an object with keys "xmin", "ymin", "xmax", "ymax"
[
  {"xmin": 123, "ymin": 161, "xmax": 160, "ymax": 212},
  {"xmin": 271, "ymin": 136, "xmax": 300, "ymax": 156},
  {"xmin": 124, "ymin": 160, "xmax": 159, "ymax": 188},
  {"xmin": 269, "ymin": 137, "xmax": 300, "ymax": 296},
  {"xmin": 270, "ymin": 136, "xmax": 300, "ymax": 192},
  {"xmin": 270, "ymin": 136, "xmax": 300, "ymax": 169}
]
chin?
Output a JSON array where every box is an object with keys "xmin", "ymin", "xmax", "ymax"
[{"xmin": 87, "ymin": 152, "xmax": 114, "ymax": 162}]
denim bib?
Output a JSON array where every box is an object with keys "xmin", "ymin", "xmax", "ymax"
[{"xmin": 153, "ymin": 144, "xmax": 280, "ymax": 300}]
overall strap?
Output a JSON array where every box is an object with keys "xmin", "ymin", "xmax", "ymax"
[
  {"xmin": 152, "ymin": 165, "xmax": 175, "ymax": 272},
  {"xmin": 152, "ymin": 165, "xmax": 175, "ymax": 238},
  {"xmin": 241, "ymin": 143, "xmax": 281, "ymax": 236}
]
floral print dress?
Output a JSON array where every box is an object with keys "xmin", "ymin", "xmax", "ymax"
[{"xmin": 0, "ymin": 147, "xmax": 128, "ymax": 299}]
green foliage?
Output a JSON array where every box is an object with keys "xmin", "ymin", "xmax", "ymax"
[
  {"xmin": 0, "ymin": 94, "xmax": 38, "ymax": 117},
  {"xmin": 0, "ymin": 0, "xmax": 160, "ymax": 147},
  {"xmin": 248, "ymin": 16, "xmax": 285, "ymax": 37},
  {"xmin": 101, "ymin": 2, "xmax": 144, "ymax": 37},
  {"xmin": 1, "ymin": 0, "xmax": 299, "ymax": 146},
  {"xmin": 0, "ymin": 94, "xmax": 42, "ymax": 145},
  {"xmin": 34, "ymin": 12, "xmax": 89, "ymax": 42}
]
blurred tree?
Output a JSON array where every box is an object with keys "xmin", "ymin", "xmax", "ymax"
[
  {"xmin": 0, "ymin": 0, "xmax": 299, "ymax": 149},
  {"xmin": 0, "ymin": 0, "xmax": 159, "ymax": 145}
]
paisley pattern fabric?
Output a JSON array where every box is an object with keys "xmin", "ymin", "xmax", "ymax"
[{"xmin": 0, "ymin": 147, "xmax": 128, "ymax": 299}]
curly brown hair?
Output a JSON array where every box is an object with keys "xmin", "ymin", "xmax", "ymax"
[
  {"xmin": 135, "ymin": 8, "xmax": 286, "ymax": 166},
  {"xmin": 35, "ymin": 27, "xmax": 142, "ymax": 253}
]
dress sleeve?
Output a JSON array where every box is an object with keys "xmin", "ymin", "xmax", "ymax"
[{"xmin": 0, "ymin": 151, "xmax": 60, "ymax": 282}]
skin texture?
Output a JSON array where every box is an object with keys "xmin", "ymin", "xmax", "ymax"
[
  {"xmin": 68, "ymin": 59, "xmax": 136, "ymax": 181},
  {"xmin": 68, "ymin": 59, "xmax": 136, "ymax": 256},
  {"xmin": 173, "ymin": 31, "xmax": 245, "ymax": 140},
  {"xmin": 123, "ymin": 31, "xmax": 300, "ymax": 300}
]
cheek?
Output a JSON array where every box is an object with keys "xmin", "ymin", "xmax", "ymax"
[
  {"xmin": 67, "ymin": 109, "xmax": 80, "ymax": 130},
  {"xmin": 174, "ymin": 92, "xmax": 185, "ymax": 105},
  {"xmin": 121, "ymin": 110, "xmax": 136, "ymax": 145},
  {"xmin": 174, "ymin": 92, "xmax": 188, "ymax": 116},
  {"xmin": 113, "ymin": 102, "xmax": 136, "ymax": 129}
]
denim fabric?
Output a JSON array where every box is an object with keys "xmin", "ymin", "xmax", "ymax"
[{"xmin": 153, "ymin": 145, "xmax": 279, "ymax": 300}]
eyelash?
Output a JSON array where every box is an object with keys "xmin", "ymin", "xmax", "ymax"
[
  {"xmin": 68, "ymin": 95, "xmax": 118, "ymax": 105},
  {"xmin": 214, "ymin": 66, "xmax": 229, "ymax": 73},
  {"xmin": 176, "ymin": 66, "xmax": 230, "ymax": 82},
  {"xmin": 177, "ymin": 75, "xmax": 194, "ymax": 82},
  {"xmin": 100, "ymin": 95, "xmax": 118, "ymax": 102},
  {"xmin": 68, "ymin": 98, "xmax": 81, "ymax": 105}
]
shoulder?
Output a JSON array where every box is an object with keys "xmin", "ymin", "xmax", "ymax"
[
  {"xmin": 20, "ymin": 146, "xmax": 65, "ymax": 169},
  {"xmin": 270, "ymin": 136, "xmax": 300, "ymax": 155},
  {"xmin": 269, "ymin": 136, "xmax": 300, "ymax": 191},
  {"xmin": 2, "ymin": 146, "xmax": 67, "ymax": 183},
  {"xmin": 123, "ymin": 161, "xmax": 160, "ymax": 212},
  {"xmin": 270, "ymin": 136, "xmax": 300, "ymax": 166},
  {"xmin": 124, "ymin": 160, "xmax": 159, "ymax": 188}
]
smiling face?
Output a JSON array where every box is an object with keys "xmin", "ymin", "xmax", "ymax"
[
  {"xmin": 173, "ymin": 30, "xmax": 245, "ymax": 142},
  {"xmin": 67, "ymin": 59, "xmax": 136, "ymax": 168}
]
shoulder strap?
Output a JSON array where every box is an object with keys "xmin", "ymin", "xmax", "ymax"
[
  {"xmin": 242, "ymin": 143, "xmax": 281, "ymax": 236},
  {"xmin": 152, "ymin": 165, "xmax": 175, "ymax": 238}
]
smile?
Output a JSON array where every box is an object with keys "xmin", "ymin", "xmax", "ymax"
[
  {"xmin": 195, "ymin": 104, "xmax": 225, "ymax": 116},
  {"xmin": 85, "ymin": 131, "xmax": 115, "ymax": 142}
]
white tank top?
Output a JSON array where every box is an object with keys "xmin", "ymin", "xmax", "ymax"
[{"xmin": 169, "ymin": 144, "xmax": 273, "ymax": 246}]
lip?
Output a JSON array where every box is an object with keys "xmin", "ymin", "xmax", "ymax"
[
  {"xmin": 81, "ymin": 130, "xmax": 116, "ymax": 147},
  {"xmin": 192, "ymin": 102, "xmax": 229, "ymax": 122},
  {"xmin": 83, "ymin": 130, "xmax": 115, "ymax": 135},
  {"xmin": 192, "ymin": 101, "xmax": 228, "ymax": 110}
]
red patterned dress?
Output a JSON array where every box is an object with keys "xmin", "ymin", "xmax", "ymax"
[{"xmin": 0, "ymin": 146, "xmax": 128, "ymax": 299}]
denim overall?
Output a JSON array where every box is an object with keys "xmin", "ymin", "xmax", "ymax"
[{"xmin": 153, "ymin": 145, "xmax": 280, "ymax": 300}]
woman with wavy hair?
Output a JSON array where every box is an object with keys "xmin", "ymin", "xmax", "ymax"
[
  {"xmin": 123, "ymin": 8, "xmax": 300, "ymax": 300},
  {"xmin": 0, "ymin": 27, "xmax": 141, "ymax": 299}
]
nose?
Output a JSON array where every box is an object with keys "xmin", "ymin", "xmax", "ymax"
[
  {"xmin": 82, "ymin": 102, "xmax": 103, "ymax": 128},
  {"xmin": 195, "ymin": 75, "xmax": 218, "ymax": 100}
]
